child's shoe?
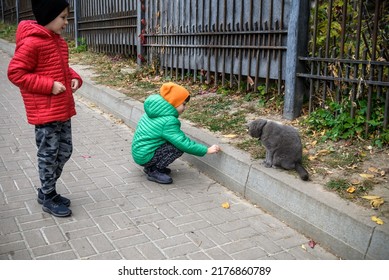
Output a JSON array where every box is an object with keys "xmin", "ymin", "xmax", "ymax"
[
  {"xmin": 37, "ymin": 188, "xmax": 70, "ymax": 207},
  {"xmin": 147, "ymin": 169, "xmax": 173, "ymax": 184},
  {"xmin": 42, "ymin": 194, "xmax": 72, "ymax": 217}
]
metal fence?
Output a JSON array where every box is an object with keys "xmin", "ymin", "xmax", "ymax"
[
  {"xmin": 298, "ymin": 0, "xmax": 389, "ymax": 130},
  {"xmin": 141, "ymin": 0, "xmax": 289, "ymax": 95},
  {"xmin": 2, "ymin": 0, "xmax": 388, "ymax": 130},
  {"xmin": 76, "ymin": 0, "xmax": 138, "ymax": 56}
]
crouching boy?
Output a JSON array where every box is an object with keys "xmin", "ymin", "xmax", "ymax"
[{"xmin": 132, "ymin": 82, "xmax": 220, "ymax": 184}]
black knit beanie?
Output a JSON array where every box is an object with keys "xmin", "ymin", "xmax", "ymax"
[{"xmin": 31, "ymin": 0, "xmax": 69, "ymax": 26}]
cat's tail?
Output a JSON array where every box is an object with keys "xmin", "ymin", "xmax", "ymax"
[{"xmin": 295, "ymin": 163, "xmax": 309, "ymax": 181}]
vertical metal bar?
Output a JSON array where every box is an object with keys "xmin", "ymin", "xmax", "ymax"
[
  {"xmin": 371, "ymin": 0, "xmax": 380, "ymax": 62},
  {"xmin": 308, "ymin": 0, "xmax": 318, "ymax": 113},
  {"xmin": 214, "ymin": 0, "xmax": 219, "ymax": 86},
  {"xmin": 15, "ymin": 0, "xmax": 19, "ymax": 23},
  {"xmin": 377, "ymin": 50, "xmax": 384, "ymax": 98},
  {"xmin": 237, "ymin": 0, "xmax": 243, "ymax": 91},
  {"xmin": 265, "ymin": 21, "xmax": 270, "ymax": 94},
  {"xmin": 193, "ymin": 0, "xmax": 198, "ymax": 83},
  {"xmin": 229, "ymin": 22, "xmax": 234, "ymax": 88},
  {"xmin": 365, "ymin": 0, "xmax": 381, "ymax": 135},
  {"xmin": 1, "ymin": 0, "xmax": 4, "ymax": 22},
  {"xmin": 384, "ymin": 87, "xmax": 389, "ymax": 129},
  {"xmin": 323, "ymin": 0, "xmax": 334, "ymax": 102},
  {"xmin": 221, "ymin": 30, "xmax": 226, "ymax": 87},
  {"xmin": 223, "ymin": 0, "xmax": 227, "ymax": 31},
  {"xmin": 246, "ymin": 22, "xmax": 252, "ymax": 92},
  {"xmin": 229, "ymin": 0, "xmax": 235, "ymax": 88},
  {"xmin": 277, "ymin": 0, "xmax": 285, "ymax": 97},
  {"xmin": 350, "ymin": 0, "xmax": 363, "ymax": 118},
  {"xmin": 339, "ymin": 0, "xmax": 347, "ymax": 58},
  {"xmin": 254, "ymin": 0, "xmax": 263, "ymax": 92}
]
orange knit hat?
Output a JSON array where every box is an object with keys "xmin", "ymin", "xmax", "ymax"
[{"xmin": 160, "ymin": 82, "xmax": 190, "ymax": 108}]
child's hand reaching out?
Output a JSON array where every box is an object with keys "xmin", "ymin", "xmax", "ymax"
[{"xmin": 207, "ymin": 144, "xmax": 221, "ymax": 154}]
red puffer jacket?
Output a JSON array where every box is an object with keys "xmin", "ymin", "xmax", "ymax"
[{"xmin": 8, "ymin": 20, "xmax": 82, "ymax": 125}]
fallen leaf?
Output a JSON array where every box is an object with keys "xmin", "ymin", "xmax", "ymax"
[
  {"xmin": 346, "ymin": 186, "xmax": 356, "ymax": 193},
  {"xmin": 308, "ymin": 240, "xmax": 316, "ymax": 249},
  {"xmin": 301, "ymin": 244, "xmax": 307, "ymax": 251},
  {"xmin": 350, "ymin": 179, "xmax": 361, "ymax": 185},
  {"xmin": 223, "ymin": 134, "xmax": 238, "ymax": 139},
  {"xmin": 368, "ymin": 167, "xmax": 379, "ymax": 173},
  {"xmin": 308, "ymin": 155, "xmax": 317, "ymax": 161},
  {"xmin": 380, "ymin": 171, "xmax": 386, "ymax": 176},
  {"xmin": 316, "ymin": 149, "xmax": 331, "ymax": 156},
  {"xmin": 371, "ymin": 216, "xmax": 384, "ymax": 225},
  {"xmin": 221, "ymin": 202, "xmax": 230, "ymax": 209},
  {"xmin": 361, "ymin": 195, "xmax": 381, "ymax": 200},
  {"xmin": 370, "ymin": 198, "xmax": 384, "ymax": 209},
  {"xmin": 359, "ymin": 173, "xmax": 374, "ymax": 179}
]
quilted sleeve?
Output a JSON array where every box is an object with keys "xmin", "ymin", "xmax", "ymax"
[
  {"xmin": 69, "ymin": 67, "xmax": 83, "ymax": 88},
  {"xmin": 7, "ymin": 41, "xmax": 54, "ymax": 95},
  {"xmin": 162, "ymin": 118, "xmax": 208, "ymax": 156}
]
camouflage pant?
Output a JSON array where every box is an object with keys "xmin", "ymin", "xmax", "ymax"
[
  {"xmin": 142, "ymin": 143, "xmax": 183, "ymax": 170},
  {"xmin": 35, "ymin": 120, "xmax": 73, "ymax": 195}
]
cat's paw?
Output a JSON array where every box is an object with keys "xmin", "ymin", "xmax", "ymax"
[{"xmin": 263, "ymin": 161, "xmax": 272, "ymax": 168}]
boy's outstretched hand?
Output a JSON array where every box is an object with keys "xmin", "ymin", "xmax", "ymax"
[{"xmin": 207, "ymin": 144, "xmax": 221, "ymax": 154}]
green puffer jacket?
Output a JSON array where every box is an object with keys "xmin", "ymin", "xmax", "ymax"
[{"xmin": 131, "ymin": 94, "xmax": 208, "ymax": 165}]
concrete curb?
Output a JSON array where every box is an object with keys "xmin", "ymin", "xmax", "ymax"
[{"xmin": 1, "ymin": 38, "xmax": 388, "ymax": 260}]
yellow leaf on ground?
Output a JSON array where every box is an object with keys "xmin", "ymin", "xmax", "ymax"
[
  {"xmin": 361, "ymin": 195, "xmax": 381, "ymax": 200},
  {"xmin": 316, "ymin": 149, "xmax": 331, "ymax": 156},
  {"xmin": 371, "ymin": 216, "xmax": 384, "ymax": 225},
  {"xmin": 359, "ymin": 173, "xmax": 374, "ymax": 179},
  {"xmin": 221, "ymin": 202, "xmax": 230, "ymax": 209},
  {"xmin": 301, "ymin": 244, "xmax": 307, "ymax": 251},
  {"xmin": 368, "ymin": 167, "xmax": 379, "ymax": 173},
  {"xmin": 346, "ymin": 186, "xmax": 356, "ymax": 193},
  {"xmin": 308, "ymin": 155, "xmax": 317, "ymax": 161},
  {"xmin": 223, "ymin": 134, "xmax": 238, "ymax": 139},
  {"xmin": 370, "ymin": 198, "xmax": 384, "ymax": 209}
]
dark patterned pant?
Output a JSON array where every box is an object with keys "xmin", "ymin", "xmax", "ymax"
[
  {"xmin": 142, "ymin": 143, "xmax": 183, "ymax": 170},
  {"xmin": 35, "ymin": 120, "xmax": 73, "ymax": 195}
]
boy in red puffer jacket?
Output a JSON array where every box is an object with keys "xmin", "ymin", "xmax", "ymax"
[{"xmin": 7, "ymin": 0, "xmax": 82, "ymax": 217}]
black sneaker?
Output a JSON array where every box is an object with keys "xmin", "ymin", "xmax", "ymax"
[
  {"xmin": 147, "ymin": 169, "xmax": 173, "ymax": 184},
  {"xmin": 143, "ymin": 167, "xmax": 171, "ymax": 175},
  {"xmin": 42, "ymin": 194, "xmax": 72, "ymax": 217},
  {"xmin": 37, "ymin": 188, "xmax": 71, "ymax": 207}
]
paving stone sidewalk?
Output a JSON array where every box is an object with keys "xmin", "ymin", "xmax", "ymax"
[{"xmin": 0, "ymin": 50, "xmax": 338, "ymax": 260}]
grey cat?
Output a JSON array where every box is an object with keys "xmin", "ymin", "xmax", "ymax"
[{"xmin": 248, "ymin": 118, "xmax": 309, "ymax": 181}]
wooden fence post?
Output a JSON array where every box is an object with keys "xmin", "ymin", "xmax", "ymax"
[{"xmin": 283, "ymin": 0, "xmax": 310, "ymax": 119}]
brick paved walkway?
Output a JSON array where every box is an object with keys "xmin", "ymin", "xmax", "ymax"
[{"xmin": 0, "ymin": 50, "xmax": 337, "ymax": 260}]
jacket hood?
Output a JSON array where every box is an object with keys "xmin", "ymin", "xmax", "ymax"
[
  {"xmin": 144, "ymin": 94, "xmax": 178, "ymax": 119},
  {"xmin": 15, "ymin": 20, "xmax": 57, "ymax": 47}
]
